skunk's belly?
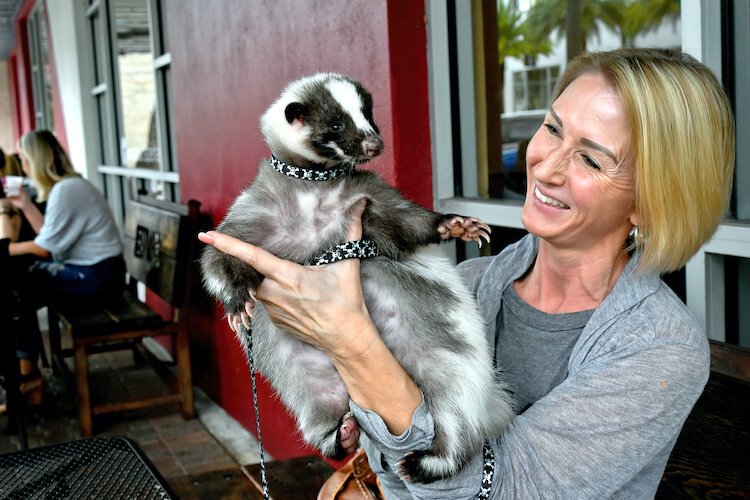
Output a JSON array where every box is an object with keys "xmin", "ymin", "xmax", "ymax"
[
  {"xmin": 250, "ymin": 306, "xmax": 349, "ymax": 413},
  {"xmin": 360, "ymin": 248, "xmax": 488, "ymax": 380}
]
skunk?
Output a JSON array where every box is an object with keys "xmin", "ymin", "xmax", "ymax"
[{"xmin": 200, "ymin": 73, "xmax": 515, "ymax": 482}]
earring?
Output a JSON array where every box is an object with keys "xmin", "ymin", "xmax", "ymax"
[{"xmin": 628, "ymin": 225, "xmax": 640, "ymax": 245}]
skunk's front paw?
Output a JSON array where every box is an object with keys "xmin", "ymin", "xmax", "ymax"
[
  {"xmin": 226, "ymin": 289, "xmax": 257, "ymax": 332},
  {"xmin": 437, "ymin": 216, "xmax": 491, "ymax": 247}
]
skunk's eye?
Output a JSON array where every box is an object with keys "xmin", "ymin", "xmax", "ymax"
[{"xmin": 329, "ymin": 121, "xmax": 344, "ymax": 133}]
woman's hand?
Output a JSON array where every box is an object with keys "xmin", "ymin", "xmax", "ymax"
[
  {"xmin": 5, "ymin": 187, "xmax": 44, "ymax": 234},
  {"xmin": 7, "ymin": 184, "xmax": 32, "ymax": 211},
  {"xmin": 198, "ymin": 199, "xmax": 379, "ymax": 361}
]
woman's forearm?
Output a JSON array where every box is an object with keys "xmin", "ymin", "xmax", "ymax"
[
  {"xmin": 9, "ymin": 240, "xmax": 50, "ymax": 258},
  {"xmin": 329, "ymin": 317, "xmax": 423, "ymax": 435}
]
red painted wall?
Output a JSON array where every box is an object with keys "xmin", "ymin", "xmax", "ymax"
[
  {"xmin": 7, "ymin": 0, "xmax": 68, "ymax": 148},
  {"xmin": 166, "ymin": 0, "xmax": 432, "ymax": 458},
  {"xmin": 11, "ymin": 0, "xmax": 37, "ymax": 137}
]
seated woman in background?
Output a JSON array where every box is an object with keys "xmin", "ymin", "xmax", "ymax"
[{"xmin": 0, "ymin": 130, "xmax": 125, "ymax": 406}]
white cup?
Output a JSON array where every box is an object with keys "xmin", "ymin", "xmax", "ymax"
[{"xmin": 3, "ymin": 176, "xmax": 24, "ymax": 197}]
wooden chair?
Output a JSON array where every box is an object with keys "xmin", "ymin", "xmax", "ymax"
[
  {"xmin": 48, "ymin": 197, "xmax": 200, "ymax": 437},
  {"xmin": 657, "ymin": 340, "xmax": 750, "ymax": 497}
]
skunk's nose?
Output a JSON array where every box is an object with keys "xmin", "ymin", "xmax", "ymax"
[{"xmin": 362, "ymin": 137, "xmax": 383, "ymax": 157}]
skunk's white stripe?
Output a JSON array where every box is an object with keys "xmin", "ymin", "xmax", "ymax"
[{"xmin": 326, "ymin": 79, "xmax": 375, "ymax": 133}]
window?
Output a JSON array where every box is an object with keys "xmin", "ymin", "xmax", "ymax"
[
  {"xmin": 114, "ymin": 1, "xmax": 159, "ymax": 170},
  {"xmin": 427, "ymin": 1, "xmax": 750, "ymax": 346},
  {"xmin": 87, "ymin": 0, "xmax": 177, "ymax": 226},
  {"xmin": 511, "ymin": 65, "xmax": 559, "ymax": 112},
  {"xmin": 26, "ymin": 2, "xmax": 55, "ymax": 131}
]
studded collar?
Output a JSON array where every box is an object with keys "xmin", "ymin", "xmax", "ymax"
[{"xmin": 269, "ymin": 155, "xmax": 353, "ymax": 181}]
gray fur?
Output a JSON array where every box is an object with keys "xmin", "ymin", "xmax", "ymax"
[{"xmin": 200, "ymin": 73, "xmax": 515, "ymax": 482}]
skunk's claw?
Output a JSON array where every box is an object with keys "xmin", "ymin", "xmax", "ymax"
[{"xmin": 438, "ymin": 216, "xmax": 492, "ymax": 247}]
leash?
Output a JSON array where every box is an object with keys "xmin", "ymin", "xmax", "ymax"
[
  {"xmin": 240, "ymin": 239, "xmax": 378, "ymax": 500},
  {"xmin": 242, "ymin": 325, "xmax": 270, "ymax": 500},
  {"xmin": 478, "ymin": 442, "xmax": 495, "ymax": 499}
]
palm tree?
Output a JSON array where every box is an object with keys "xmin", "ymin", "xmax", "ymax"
[
  {"xmin": 620, "ymin": 0, "xmax": 680, "ymax": 46},
  {"xmin": 498, "ymin": 1, "xmax": 552, "ymax": 63},
  {"xmin": 497, "ymin": 0, "xmax": 552, "ymax": 111},
  {"xmin": 523, "ymin": 0, "xmax": 681, "ymax": 57},
  {"xmin": 523, "ymin": 0, "xmax": 624, "ymax": 60}
]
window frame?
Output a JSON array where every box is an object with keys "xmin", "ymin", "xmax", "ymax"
[
  {"xmin": 511, "ymin": 65, "xmax": 560, "ymax": 112},
  {"xmin": 683, "ymin": 0, "xmax": 750, "ymax": 343},
  {"xmin": 86, "ymin": 0, "xmax": 178, "ymax": 227},
  {"xmin": 26, "ymin": 1, "xmax": 54, "ymax": 131}
]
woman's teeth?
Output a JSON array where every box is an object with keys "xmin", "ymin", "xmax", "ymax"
[{"xmin": 535, "ymin": 187, "xmax": 570, "ymax": 208}]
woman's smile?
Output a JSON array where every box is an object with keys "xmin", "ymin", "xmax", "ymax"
[{"xmin": 533, "ymin": 186, "xmax": 570, "ymax": 209}]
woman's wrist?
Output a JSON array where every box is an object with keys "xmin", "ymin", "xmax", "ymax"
[
  {"xmin": 329, "ymin": 319, "xmax": 423, "ymax": 435},
  {"xmin": 16, "ymin": 201, "xmax": 32, "ymax": 212},
  {"xmin": 326, "ymin": 313, "xmax": 382, "ymax": 362}
]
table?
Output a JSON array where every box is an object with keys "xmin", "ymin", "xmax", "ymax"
[{"xmin": 0, "ymin": 436, "xmax": 175, "ymax": 499}]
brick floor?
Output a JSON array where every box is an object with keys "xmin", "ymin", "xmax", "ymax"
[{"xmin": 1, "ymin": 344, "xmax": 241, "ymax": 481}]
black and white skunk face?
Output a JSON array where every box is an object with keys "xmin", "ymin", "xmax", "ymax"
[{"xmin": 261, "ymin": 73, "xmax": 384, "ymax": 167}]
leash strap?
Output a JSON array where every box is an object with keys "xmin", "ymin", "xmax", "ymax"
[
  {"xmin": 243, "ymin": 326, "xmax": 270, "ymax": 500},
  {"xmin": 477, "ymin": 442, "xmax": 495, "ymax": 499},
  {"xmin": 241, "ymin": 238, "xmax": 378, "ymax": 499},
  {"xmin": 308, "ymin": 239, "xmax": 379, "ymax": 266}
]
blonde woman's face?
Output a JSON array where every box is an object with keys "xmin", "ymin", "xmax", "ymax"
[{"xmin": 521, "ymin": 73, "xmax": 638, "ymax": 255}]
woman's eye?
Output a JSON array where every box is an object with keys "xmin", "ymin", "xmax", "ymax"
[
  {"xmin": 582, "ymin": 154, "xmax": 601, "ymax": 170},
  {"xmin": 544, "ymin": 123, "xmax": 560, "ymax": 136}
]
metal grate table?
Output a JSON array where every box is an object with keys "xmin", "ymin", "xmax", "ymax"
[{"xmin": 0, "ymin": 436, "xmax": 174, "ymax": 499}]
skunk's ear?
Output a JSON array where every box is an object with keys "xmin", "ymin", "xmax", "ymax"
[{"xmin": 284, "ymin": 102, "xmax": 309, "ymax": 124}]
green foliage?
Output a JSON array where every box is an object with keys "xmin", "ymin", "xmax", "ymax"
[
  {"xmin": 621, "ymin": 0, "xmax": 680, "ymax": 45},
  {"xmin": 497, "ymin": 0, "xmax": 552, "ymax": 63},
  {"xmin": 518, "ymin": 0, "xmax": 680, "ymax": 50}
]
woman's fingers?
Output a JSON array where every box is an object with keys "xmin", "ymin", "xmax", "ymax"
[
  {"xmin": 8, "ymin": 187, "xmax": 30, "ymax": 209},
  {"xmin": 199, "ymin": 231, "xmax": 296, "ymax": 278},
  {"xmin": 346, "ymin": 198, "xmax": 367, "ymax": 241}
]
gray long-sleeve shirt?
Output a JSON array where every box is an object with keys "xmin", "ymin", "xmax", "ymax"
[{"xmin": 350, "ymin": 234, "xmax": 709, "ymax": 499}]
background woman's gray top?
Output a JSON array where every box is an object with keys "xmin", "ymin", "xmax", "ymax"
[
  {"xmin": 350, "ymin": 234, "xmax": 709, "ymax": 499},
  {"xmin": 34, "ymin": 177, "xmax": 122, "ymax": 265}
]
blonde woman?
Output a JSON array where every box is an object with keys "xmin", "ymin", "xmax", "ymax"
[
  {"xmin": 0, "ymin": 130, "xmax": 124, "ymax": 406},
  {"xmin": 201, "ymin": 48, "xmax": 734, "ymax": 498}
]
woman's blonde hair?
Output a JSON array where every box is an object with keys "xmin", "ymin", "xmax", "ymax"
[
  {"xmin": 18, "ymin": 129, "xmax": 79, "ymax": 202},
  {"xmin": 554, "ymin": 48, "xmax": 735, "ymax": 274}
]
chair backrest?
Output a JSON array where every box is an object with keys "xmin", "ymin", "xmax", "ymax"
[
  {"xmin": 658, "ymin": 340, "xmax": 750, "ymax": 496},
  {"xmin": 122, "ymin": 197, "xmax": 200, "ymax": 307},
  {"xmin": 709, "ymin": 339, "xmax": 750, "ymax": 381}
]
